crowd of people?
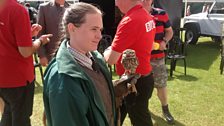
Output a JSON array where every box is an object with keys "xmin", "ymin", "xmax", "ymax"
[{"xmin": 0, "ymin": 0, "xmax": 175, "ymax": 126}]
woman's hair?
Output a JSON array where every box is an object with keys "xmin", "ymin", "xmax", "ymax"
[
  {"xmin": 61, "ymin": 2, "xmax": 102, "ymax": 39},
  {"xmin": 52, "ymin": 2, "xmax": 102, "ymax": 57}
]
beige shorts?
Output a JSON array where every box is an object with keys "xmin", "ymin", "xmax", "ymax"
[{"xmin": 150, "ymin": 57, "xmax": 168, "ymax": 88}]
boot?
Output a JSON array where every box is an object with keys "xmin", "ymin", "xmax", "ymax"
[{"xmin": 162, "ymin": 105, "xmax": 175, "ymax": 124}]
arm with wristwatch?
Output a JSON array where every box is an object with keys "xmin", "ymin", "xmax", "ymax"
[{"xmin": 153, "ymin": 27, "xmax": 173, "ymax": 50}]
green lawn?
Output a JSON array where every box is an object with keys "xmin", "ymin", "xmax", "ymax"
[{"xmin": 32, "ymin": 37, "xmax": 224, "ymax": 126}]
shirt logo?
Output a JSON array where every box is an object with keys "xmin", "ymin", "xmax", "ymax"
[{"xmin": 145, "ymin": 20, "xmax": 155, "ymax": 32}]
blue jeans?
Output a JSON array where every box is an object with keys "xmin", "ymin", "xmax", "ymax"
[{"xmin": 0, "ymin": 81, "xmax": 35, "ymax": 126}]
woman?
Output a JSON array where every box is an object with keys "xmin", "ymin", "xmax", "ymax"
[{"xmin": 43, "ymin": 3, "xmax": 117, "ymax": 126}]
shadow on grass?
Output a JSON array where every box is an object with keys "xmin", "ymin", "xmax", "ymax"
[
  {"xmin": 151, "ymin": 112, "xmax": 185, "ymax": 126},
  {"xmin": 174, "ymin": 74, "xmax": 198, "ymax": 81},
  {"xmin": 167, "ymin": 71, "xmax": 198, "ymax": 82},
  {"xmin": 167, "ymin": 41, "xmax": 220, "ymax": 71},
  {"xmin": 186, "ymin": 41, "xmax": 220, "ymax": 70}
]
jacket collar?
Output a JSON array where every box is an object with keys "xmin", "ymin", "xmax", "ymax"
[
  {"xmin": 56, "ymin": 40, "xmax": 117, "ymax": 124},
  {"xmin": 56, "ymin": 40, "xmax": 89, "ymax": 80}
]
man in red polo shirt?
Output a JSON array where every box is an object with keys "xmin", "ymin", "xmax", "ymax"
[
  {"xmin": 104, "ymin": 0, "xmax": 155, "ymax": 125},
  {"xmin": 142, "ymin": 0, "xmax": 175, "ymax": 124},
  {"xmin": 0, "ymin": 0, "xmax": 51, "ymax": 125}
]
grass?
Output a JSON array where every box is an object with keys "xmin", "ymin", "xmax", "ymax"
[{"xmin": 32, "ymin": 37, "xmax": 224, "ymax": 126}]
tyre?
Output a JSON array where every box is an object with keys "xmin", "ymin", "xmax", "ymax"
[{"xmin": 185, "ymin": 25, "xmax": 199, "ymax": 45}]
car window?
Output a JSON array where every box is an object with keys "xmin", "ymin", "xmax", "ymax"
[{"xmin": 211, "ymin": 2, "xmax": 224, "ymax": 14}]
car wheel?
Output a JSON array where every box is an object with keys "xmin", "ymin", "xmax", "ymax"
[{"xmin": 185, "ymin": 25, "xmax": 199, "ymax": 45}]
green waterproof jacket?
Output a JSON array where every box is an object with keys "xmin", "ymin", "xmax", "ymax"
[{"xmin": 43, "ymin": 40, "xmax": 117, "ymax": 126}]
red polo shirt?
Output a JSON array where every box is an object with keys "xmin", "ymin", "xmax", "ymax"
[
  {"xmin": 112, "ymin": 4, "xmax": 156, "ymax": 76},
  {"xmin": 0, "ymin": 0, "xmax": 34, "ymax": 87}
]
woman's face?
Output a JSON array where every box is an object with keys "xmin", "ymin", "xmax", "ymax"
[{"xmin": 70, "ymin": 13, "xmax": 103, "ymax": 54}]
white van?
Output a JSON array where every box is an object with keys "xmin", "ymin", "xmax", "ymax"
[{"xmin": 183, "ymin": 0, "xmax": 224, "ymax": 44}]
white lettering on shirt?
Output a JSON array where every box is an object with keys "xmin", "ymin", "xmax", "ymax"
[{"xmin": 145, "ymin": 20, "xmax": 155, "ymax": 32}]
